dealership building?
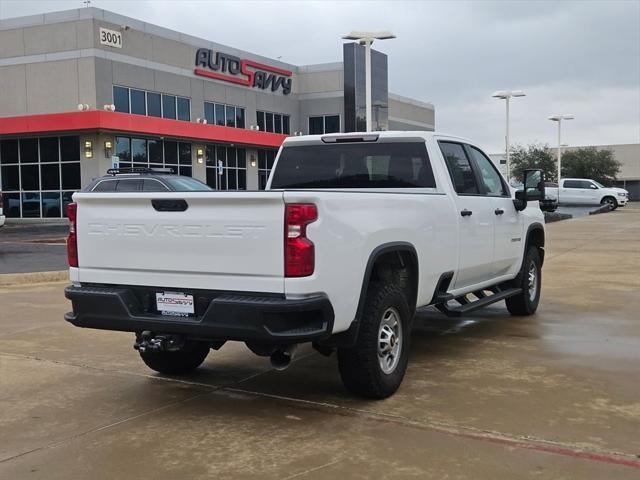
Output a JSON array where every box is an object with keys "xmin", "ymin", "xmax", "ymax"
[{"xmin": 0, "ymin": 7, "xmax": 435, "ymax": 219}]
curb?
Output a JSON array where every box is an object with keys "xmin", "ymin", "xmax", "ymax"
[{"xmin": 0, "ymin": 270, "xmax": 68, "ymax": 287}]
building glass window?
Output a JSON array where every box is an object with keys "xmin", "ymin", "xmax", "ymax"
[
  {"xmin": 0, "ymin": 136, "xmax": 80, "ymax": 218},
  {"xmin": 226, "ymin": 105, "xmax": 236, "ymax": 128},
  {"xmin": 131, "ymin": 138, "xmax": 147, "ymax": 166},
  {"xmin": 60, "ymin": 136, "xmax": 80, "ymax": 162},
  {"xmin": 256, "ymin": 111, "xmax": 265, "ymax": 132},
  {"xmin": 178, "ymin": 143, "xmax": 192, "ymax": 177},
  {"xmin": 204, "ymin": 102, "xmax": 245, "ymax": 129},
  {"xmin": 147, "ymin": 92, "xmax": 161, "ymax": 117},
  {"xmin": 236, "ymin": 108, "xmax": 245, "ymax": 129},
  {"xmin": 130, "ymin": 89, "xmax": 146, "ymax": 115},
  {"xmin": 162, "ymin": 95, "xmax": 177, "ymax": 119},
  {"xmin": 309, "ymin": 115, "xmax": 340, "ymax": 135},
  {"xmin": 257, "ymin": 110, "xmax": 291, "ymax": 134},
  {"xmin": 177, "ymin": 97, "xmax": 190, "ymax": 121},
  {"xmin": 20, "ymin": 138, "xmax": 38, "ymax": 163},
  {"xmin": 265, "ymin": 113, "xmax": 274, "ymax": 133},
  {"xmin": 215, "ymin": 104, "xmax": 225, "ymax": 126},
  {"xmin": 115, "ymin": 137, "xmax": 131, "ymax": 165},
  {"xmin": 113, "ymin": 86, "xmax": 190, "ymax": 122},
  {"xmin": 113, "ymin": 86, "xmax": 129, "ymax": 113},
  {"xmin": 148, "ymin": 139, "xmax": 163, "ymax": 164},
  {"xmin": 204, "ymin": 102, "xmax": 215, "ymax": 125},
  {"xmin": 324, "ymin": 115, "xmax": 340, "ymax": 133},
  {"xmin": 257, "ymin": 148, "xmax": 277, "ymax": 189},
  {"xmin": 205, "ymin": 145, "xmax": 246, "ymax": 190},
  {"xmin": 113, "ymin": 136, "xmax": 192, "ymax": 175}
]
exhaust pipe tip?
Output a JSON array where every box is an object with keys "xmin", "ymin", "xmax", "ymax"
[{"xmin": 270, "ymin": 345, "xmax": 297, "ymax": 371}]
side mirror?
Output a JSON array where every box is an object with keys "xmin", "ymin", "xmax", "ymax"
[
  {"xmin": 590, "ymin": 184, "xmax": 597, "ymax": 189},
  {"xmin": 514, "ymin": 169, "xmax": 545, "ymax": 211}
]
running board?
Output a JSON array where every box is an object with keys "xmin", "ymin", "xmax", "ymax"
[{"xmin": 435, "ymin": 287, "xmax": 522, "ymax": 317}]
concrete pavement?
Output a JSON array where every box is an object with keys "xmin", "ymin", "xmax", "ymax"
[{"xmin": 1, "ymin": 205, "xmax": 639, "ymax": 479}]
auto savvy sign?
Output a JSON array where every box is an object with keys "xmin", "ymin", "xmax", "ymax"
[{"xmin": 194, "ymin": 48, "xmax": 293, "ymax": 95}]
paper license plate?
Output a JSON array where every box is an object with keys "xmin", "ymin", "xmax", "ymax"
[{"xmin": 156, "ymin": 291, "xmax": 194, "ymax": 316}]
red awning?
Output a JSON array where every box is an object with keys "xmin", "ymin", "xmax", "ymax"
[{"xmin": 0, "ymin": 111, "xmax": 287, "ymax": 148}]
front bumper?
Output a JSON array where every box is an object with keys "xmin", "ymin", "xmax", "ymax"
[{"xmin": 65, "ymin": 285, "xmax": 334, "ymax": 343}]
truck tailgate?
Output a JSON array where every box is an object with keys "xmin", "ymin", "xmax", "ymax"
[{"xmin": 73, "ymin": 191, "xmax": 285, "ymax": 293}]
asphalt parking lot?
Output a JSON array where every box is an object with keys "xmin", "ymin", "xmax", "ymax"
[
  {"xmin": 1, "ymin": 205, "xmax": 639, "ymax": 479},
  {"xmin": 0, "ymin": 224, "xmax": 67, "ymax": 274}
]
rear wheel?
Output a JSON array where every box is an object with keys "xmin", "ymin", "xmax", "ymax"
[
  {"xmin": 139, "ymin": 340, "xmax": 210, "ymax": 374},
  {"xmin": 601, "ymin": 196, "xmax": 618, "ymax": 210},
  {"xmin": 337, "ymin": 283, "xmax": 411, "ymax": 399},
  {"xmin": 506, "ymin": 246, "xmax": 542, "ymax": 316}
]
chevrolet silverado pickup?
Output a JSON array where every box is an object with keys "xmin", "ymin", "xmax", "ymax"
[
  {"xmin": 64, "ymin": 132, "xmax": 546, "ymax": 398},
  {"xmin": 545, "ymin": 178, "xmax": 628, "ymax": 209}
]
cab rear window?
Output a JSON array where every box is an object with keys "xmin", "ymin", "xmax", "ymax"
[{"xmin": 270, "ymin": 142, "xmax": 436, "ymax": 189}]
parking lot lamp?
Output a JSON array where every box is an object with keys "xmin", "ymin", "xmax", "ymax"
[
  {"xmin": 548, "ymin": 115, "xmax": 575, "ymax": 182},
  {"xmin": 492, "ymin": 90, "xmax": 526, "ymax": 182},
  {"xmin": 342, "ymin": 31, "xmax": 396, "ymax": 132}
]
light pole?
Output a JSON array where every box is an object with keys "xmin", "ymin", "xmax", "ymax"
[
  {"xmin": 548, "ymin": 115, "xmax": 574, "ymax": 182},
  {"xmin": 492, "ymin": 90, "xmax": 525, "ymax": 182},
  {"xmin": 342, "ymin": 31, "xmax": 396, "ymax": 132}
]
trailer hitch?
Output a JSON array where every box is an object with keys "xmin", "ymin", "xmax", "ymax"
[{"xmin": 133, "ymin": 331, "xmax": 185, "ymax": 353}]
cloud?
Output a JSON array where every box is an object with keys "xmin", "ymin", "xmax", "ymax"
[{"xmin": 1, "ymin": 0, "xmax": 638, "ymax": 151}]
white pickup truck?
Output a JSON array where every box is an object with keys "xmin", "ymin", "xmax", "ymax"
[
  {"xmin": 545, "ymin": 178, "xmax": 628, "ymax": 209},
  {"xmin": 64, "ymin": 132, "xmax": 546, "ymax": 398}
]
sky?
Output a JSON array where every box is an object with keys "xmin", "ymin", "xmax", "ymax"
[{"xmin": 1, "ymin": 0, "xmax": 639, "ymax": 153}]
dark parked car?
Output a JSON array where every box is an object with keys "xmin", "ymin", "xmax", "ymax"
[{"xmin": 84, "ymin": 168, "xmax": 213, "ymax": 193}]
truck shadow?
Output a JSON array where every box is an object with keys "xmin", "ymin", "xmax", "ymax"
[{"xmin": 175, "ymin": 306, "xmax": 545, "ymax": 403}]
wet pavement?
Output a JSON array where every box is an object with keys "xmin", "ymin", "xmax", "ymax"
[
  {"xmin": 1, "ymin": 205, "xmax": 639, "ymax": 479},
  {"xmin": 0, "ymin": 224, "xmax": 68, "ymax": 274}
]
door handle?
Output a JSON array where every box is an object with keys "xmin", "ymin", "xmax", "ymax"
[
  {"xmin": 460, "ymin": 209, "xmax": 473, "ymax": 217},
  {"xmin": 151, "ymin": 199, "xmax": 188, "ymax": 212},
  {"xmin": 494, "ymin": 208, "xmax": 504, "ymax": 215}
]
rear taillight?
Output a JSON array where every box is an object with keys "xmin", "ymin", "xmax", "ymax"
[
  {"xmin": 285, "ymin": 203, "xmax": 317, "ymax": 277},
  {"xmin": 66, "ymin": 202, "xmax": 78, "ymax": 267},
  {"xmin": 0, "ymin": 194, "xmax": 4, "ymax": 210}
]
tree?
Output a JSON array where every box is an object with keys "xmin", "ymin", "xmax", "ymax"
[
  {"xmin": 561, "ymin": 147, "xmax": 621, "ymax": 185},
  {"xmin": 509, "ymin": 143, "xmax": 557, "ymax": 183}
]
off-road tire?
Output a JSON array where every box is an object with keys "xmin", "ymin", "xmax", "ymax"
[
  {"xmin": 139, "ymin": 340, "xmax": 210, "ymax": 374},
  {"xmin": 337, "ymin": 283, "xmax": 412, "ymax": 399},
  {"xmin": 506, "ymin": 246, "xmax": 542, "ymax": 316}
]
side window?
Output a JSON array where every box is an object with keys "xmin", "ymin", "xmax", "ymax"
[
  {"xmin": 582, "ymin": 180, "xmax": 596, "ymax": 189},
  {"xmin": 467, "ymin": 146, "xmax": 506, "ymax": 196},
  {"xmin": 439, "ymin": 142, "xmax": 480, "ymax": 194},
  {"xmin": 142, "ymin": 179, "xmax": 169, "ymax": 192},
  {"xmin": 92, "ymin": 180, "xmax": 117, "ymax": 192},
  {"xmin": 564, "ymin": 180, "xmax": 580, "ymax": 189},
  {"xmin": 115, "ymin": 179, "xmax": 142, "ymax": 192}
]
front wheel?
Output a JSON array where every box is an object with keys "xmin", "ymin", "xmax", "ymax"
[
  {"xmin": 139, "ymin": 340, "xmax": 210, "ymax": 374},
  {"xmin": 506, "ymin": 246, "xmax": 542, "ymax": 316},
  {"xmin": 601, "ymin": 196, "xmax": 618, "ymax": 210},
  {"xmin": 337, "ymin": 283, "xmax": 412, "ymax": 399}
]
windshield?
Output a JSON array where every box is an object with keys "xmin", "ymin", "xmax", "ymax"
[
  {"xmin": 164, "ymin": 177, "xmax": 213, "ymax": 191},
  {"xmin": 592, "ymin": 180, "xmax": 606, "ymax": 188},
  {"xmin": 270, "ymin": 142, "xmax": 436, "ymax": 189}
]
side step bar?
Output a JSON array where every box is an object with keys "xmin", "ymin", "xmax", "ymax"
[{"xmin": 435, "ymin": 287, "xmax": 522, "ymax": 317}]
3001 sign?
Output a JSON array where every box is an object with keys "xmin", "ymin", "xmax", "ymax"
[{"xmin": 99, "ymin": 28, "xmax": 122, "ymax": 49}]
